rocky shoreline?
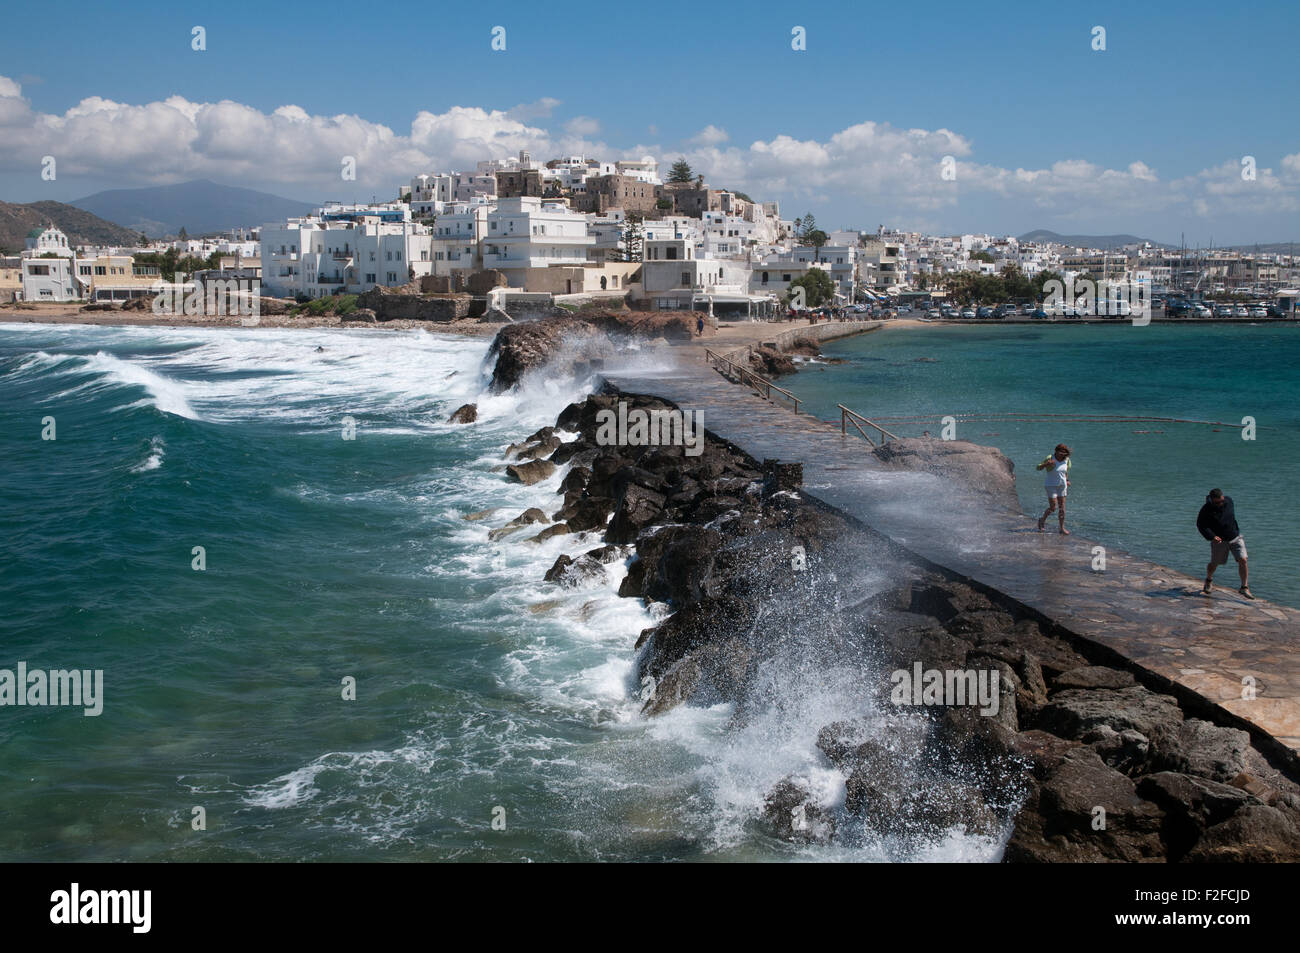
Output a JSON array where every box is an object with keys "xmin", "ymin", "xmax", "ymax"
[{"xmin": 466, "ymin": 316, "xmax": 1300, "ymax": 860}]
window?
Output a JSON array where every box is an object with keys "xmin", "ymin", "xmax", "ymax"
[
  {"xmin": 762, "ymin": 272, "xmax": 769, "ymax": 283},
  {"xmin": 681, "ymin": 271, "xmax": 690, "ymax": 287},
  {"xmin": 366, "ymin": 273, "xmax": 376, "ymax": 284},
  {"xmin": 387, "ymin": 272, "xmax": 397, "ymax": 283}
]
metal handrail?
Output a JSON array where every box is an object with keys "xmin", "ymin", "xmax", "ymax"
[
  {"xmin": 838, "ymin": 404, "xmax": 900, "ymax": 446},
  {"xmin": 704, "ymin": 348, "xmax": 801, "ymax": 414}
]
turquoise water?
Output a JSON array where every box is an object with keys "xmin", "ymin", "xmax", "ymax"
[
  {"xmin": 0, "ymin": 323, "xmax": 1001, "ymax": 862},
  {"xmin": 794, "ymin": 323, "xmax": 1300, "ymax": 607}
]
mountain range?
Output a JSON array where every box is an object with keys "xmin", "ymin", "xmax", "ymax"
[
  {"xmin": 1016, "ymin": 229, "xmax": 1169, "ymax": 250},
  {"xmin": 0, "ymin": 200, "xmax": 141, "ymax": 254},
  {"xmin": 70, "ymin": 180, "xmax": 317, "ymax": 238}
]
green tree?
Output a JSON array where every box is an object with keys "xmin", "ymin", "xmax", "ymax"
[
  {"xmin": 178, "ymin": 226, "xmax": 189, "ymax": 241},
  {"xmin": 786, "ymin": 268, "xmax": 836, "ymax": 308},
  {"xmin": 800, "ymin": 228, "xmax": 828, "ymax": 252},
  {"xmin": 620, "ymin": 213, "xmax": 644, "ymax": 263},
  {"xmin": 668, "ymin": 159, "xmax": 693, "ymax": 183},
  {"xmin": 655, "ymin": 198, "xmax": 673, "ymax": 210},
  {"xmin": 799, "ymin": 212, "xmax": 817, "ymax": 238},
  {"xmin": 970, "ymin": 249, "xmax": 994, "ymax": 264}
]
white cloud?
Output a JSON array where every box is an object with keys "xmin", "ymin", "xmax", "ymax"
[
  {"xmin": 564, "ymin": 116, "xmax": 601, "ymax": 136},
  {"xmin": 690, "ymin": 124, "xmax": 729, "ymax": 146},
  {"xmin": 0, "ymin": 75, "xmax": 1293, "ymax": 234}
]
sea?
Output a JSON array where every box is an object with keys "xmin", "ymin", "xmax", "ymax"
[
  {"xmin": 0, "ymin": 322, "xmax": 994, "ymax": 862},
  {"xmin": 3, "ymin": 320, "xmax": 1290, "ymax": 862},
  {"xmin": 794, "ymin": 322, "xmax": 1300, "ymax": 607}
]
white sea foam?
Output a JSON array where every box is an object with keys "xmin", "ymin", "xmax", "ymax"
[{"xmin": 129, "ymin": 436, "xmax": 166, "ymax": 473}]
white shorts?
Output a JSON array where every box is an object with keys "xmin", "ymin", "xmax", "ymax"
[{"xmin": 1046, "ymin": 484, "xmax": 1067, "ymax": 499}]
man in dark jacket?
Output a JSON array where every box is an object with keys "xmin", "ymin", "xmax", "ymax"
[{"xmin": 1197, "ymin": 488, "xmax": 1252, "ymax": 598}]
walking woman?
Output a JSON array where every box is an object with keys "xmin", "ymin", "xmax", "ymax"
[{"xmin": 1036, "ymin": 443, "xmax": 1072, "ymax": 534}]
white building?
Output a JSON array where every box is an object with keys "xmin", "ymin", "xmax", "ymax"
[
  {"xmin": 20, "ymin": 226, "xmax": 78, "ymax": 301},
  {"xmin": 641, "ymin": 237, "xmax": 764, "ymax": 313},
  {"xmin": 481, "ymin": 197, "xmax": 594, "ymax": 287},
  {"xmin": 429, "ymin": 198, "xmax": 493, "ymax": 276},
  {"xmin": 260, "ymin": 204, "xmax": 432, "ymax": 298},
  {"xmin": 614, "ymin": 157, "xmax": 661, "ymax": 185}
]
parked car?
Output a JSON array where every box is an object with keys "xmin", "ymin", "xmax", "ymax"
[
  {"xmin": 927, "ymin": 309, "xmax": 941, "ymax": 318},
  {"xmin": 961, "ymin": 309, "xmax": 976, "ymax": 319},
  {"xmin": 1267, "ymin": 304, "xmax": 1289, "ymax": 318},
  {"xmin": 1249, "ymin": 306, "xmax": 1268, "ymax": 318},
  {"xmin": 976, "ymin": 306, "xmax": 994, "ymax": 318},
  {"xmin": 1031, "ymin": 308, "xmax": 1049, "ymax": 319},
  {"xmin": 1234, "ymin": 305, "xmax": 1249, "ymax": 317},
  {"xmin": 1214, "ymin": 304, "xmax": 1234, "ymax": 318},
  {"xmin": 1193, "ymin": 304, "xmax": 1212, "ymax": 318}
]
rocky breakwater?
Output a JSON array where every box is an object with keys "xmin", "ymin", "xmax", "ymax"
[
  {"xmin": 468, "ymin": 341, "xmax": 1300, "ymax": 859},
  {"xmin": 486, "ymin": 311, "xmax": 694, "ymax": 393}
]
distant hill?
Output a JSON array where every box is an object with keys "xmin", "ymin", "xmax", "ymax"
[
  {"xmin": 71, "ymin": 180, "xmax": 316, "ymax": 238},
  {"xmin": 1018, "ymin": 229, "xmax": 1170, "ymax": 250},
  {"xmin": 0, "ymin": 200, "xmax": 141, "ymax": 254}
]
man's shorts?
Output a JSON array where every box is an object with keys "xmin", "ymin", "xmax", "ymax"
[
  {"xmin": 1210, "ymin": 535, "xmax": 1247, "ymax": 565},
  {"xmin": 1046, "ymin": 484, "xmax": 1067, "ymax": 499}
]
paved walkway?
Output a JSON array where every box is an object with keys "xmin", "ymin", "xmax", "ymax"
[{"xmin": 604, "ymin": 320, "xmax": 1300, "ymax": 758}]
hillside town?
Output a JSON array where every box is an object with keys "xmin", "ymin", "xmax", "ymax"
[{"xmin": 5, "ymin": 149, "xmax": 1299, "ymax": 319}]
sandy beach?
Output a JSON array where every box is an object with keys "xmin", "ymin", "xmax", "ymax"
[{"xmin": 0, "ymin": 303, "xmax": 501, "ymax": 336}]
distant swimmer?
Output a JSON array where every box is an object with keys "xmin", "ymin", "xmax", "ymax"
[
  {"xmin": 1036, "ymin": 443, "xmax": 1072, "ymax": 535},
  {"xmin": 1197, "ymin": 488, "xmax": 1252, "ymax": 599}
]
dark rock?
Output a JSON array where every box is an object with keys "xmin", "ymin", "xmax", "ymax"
[
  {"xmin": 1034, "ymin": 686, "xmax": 1183, "ymax": 740},
  {"xmin": 558, "ymin": 466, "xmax": 591, "ymax": 495},
  {"xmin": 544, "ymin": 553, "xmax": 606, "ymax": 589},
  {"xmin": 1082, "ymin": 725, "xmax": 1151, "ymax": 774},
  {"xmin": 872, "ymin": 437, "xmax": 1021, "ymax": 510},
  {"xmin": 1136, "ymin": 772, "xmax": 1251, "ymax": 860},
  {"xmin": 555, "ymin": 496, "xmax": 614, "ymax": 532},
  {"xmin": 448, "ymin": 403, "xmax": 477, "ymax": 424},
  {"xmin": 1052, "ymin": 666, "xmax": 1136, "ymax": 691},
  {"xmin": 762, "ymin": 459, "xmax": 802, "ymax": 495},
  {"xmin": 584, "ymin": 545, "xmax": 628, "ymax": 565},
  {"xmin": 607, "ymin": 483, "xmax": 667, "ymax": 544},
  {"xmin": 524, "ymin": 523, "xmax": 571, "ymax": 544},
  {"xmin": 636, "ymin": 596, "xmax": 754, "ymax": 681},
  {"xmin": 762, "ymin": 777, "xmax": 835, "ymax": 844},
  {"xmin": 1003, "ymin": 747, "xmax": 1166, "ymax": 862},
  {"xmin": 506, "ymin": 459, "xmax": 557, "ymax": 485},
  {"xmin": 487, "ymin": 507, "xmax": 550, "ymax": 541},
  {"xmin": 1147, "ymin": 718, "xmax": 1251, "ymax": 783},
  {"xmin": 1184, "ymin": 805, "xmax": 1300, "ymax": 862}
]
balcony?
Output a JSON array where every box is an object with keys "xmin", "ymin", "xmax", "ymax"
[{"xmin": 315, "ymin": 275, "xmax": 346, "ymax": 285}]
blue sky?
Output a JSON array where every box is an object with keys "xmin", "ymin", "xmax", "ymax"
[{"xmin": 2, "ymin": 0, "xmax": 1297, "ymax": 243}]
